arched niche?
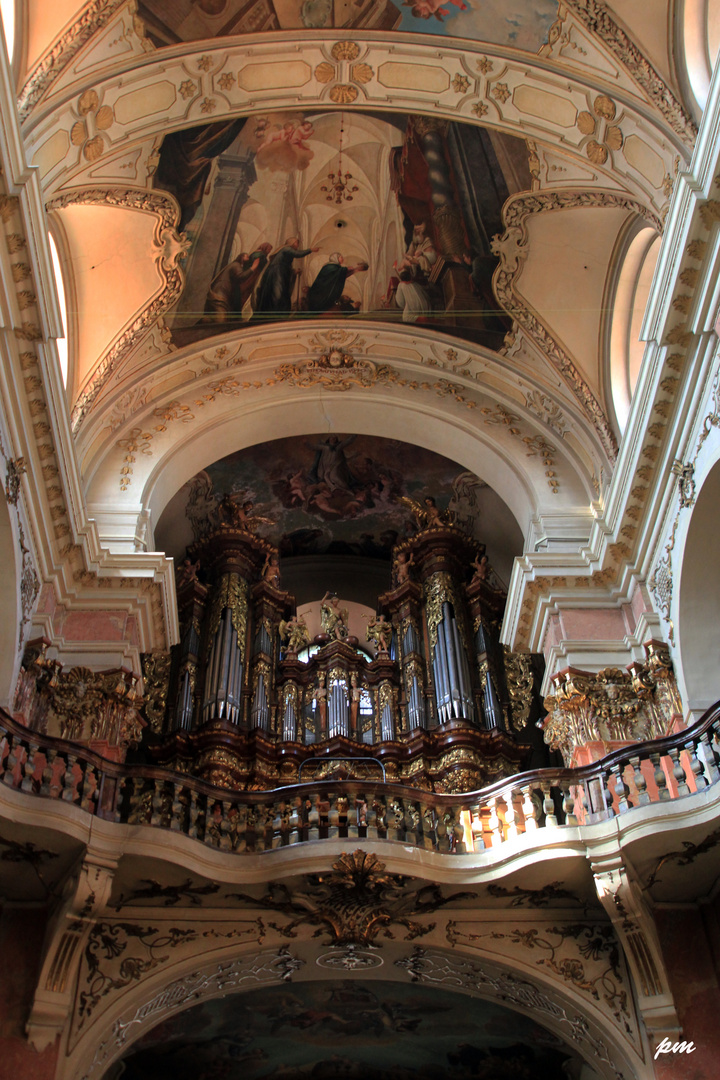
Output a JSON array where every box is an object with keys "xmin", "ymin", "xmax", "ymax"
[
  {"xmin": 0, "ymin": 488, "xmax": 21, "ymax": 706},
  {"xmin": 676, "ymin": 456, "xmax": 720, "ymax": 715}
]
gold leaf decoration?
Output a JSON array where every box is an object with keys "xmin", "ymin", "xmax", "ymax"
[
  {"xmin": 586, "ymin": 140, "xmax": 608, "ymax": 165},
  {"xmin": 330, "ymin": 84, "xmax": 358, "ymax": 104},
  {"xmin": 315, "ymin": 61, "xmax": 336, "ymax": 84},
  {"xmin": 84, "ymin": 136, "xmax": 105, "ymax": 161},
  {"xmin": 605, "ymin": 125, "xmax": 623, "ymax": 150},
  {"xmin": 577, "ymin": 111, "xmax": 596, "ymax": 135},
  {"xmin": 593, "ymin": 94, "xmax": 616, "ymax": 120},
  {"xmin": 77, "ymin": 89, "xmax": 100, "ymax": 115},
  {"xmin": 331, "ymin": 41, "xmax": 360, "ymax": 61},
  {"xmin": 351, "ymin": 62, "xmax": 373, "ymax": 84}
]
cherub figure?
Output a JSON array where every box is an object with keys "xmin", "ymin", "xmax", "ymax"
[
  {"xmin": 366, "ymin": 612, "xmax": 392, "ymax": 654},
  {"xmin": 470, "ymin": 553, "xmax": 490, "ymax": 584},
  {"xmin": 320, "ymin": 591, "xmax": 349, "ymax": 640},
  {"xmin": 219, "ymin": 493, "xmax": 272, "ymax": 533},
  {"xmin": 279, "ymin": 613, "xmax": 310, "ymax": 655},
  {"xmin": 261, "ymin": 553, "xmax": 282, "ymax": 589},
  {"xmin": 394, "ymin": 550, "xmax": 415, "ymax": 586}
]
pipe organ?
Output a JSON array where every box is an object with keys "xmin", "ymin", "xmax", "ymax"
[{"xmin": 142, "ymin": 519, "xmax": 544, "ymax": 792}]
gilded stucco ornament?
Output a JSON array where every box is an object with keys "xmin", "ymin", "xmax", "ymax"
[{"xmin": 542, "ymin": 643, "xmax": 681, "ymax": 764}]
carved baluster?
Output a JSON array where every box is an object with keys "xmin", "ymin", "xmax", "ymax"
[
  {"xmin": 204, "ymin": 801, "xmax": 221, "ymax": 847},
  {"xmin": 560, "ymin": 785, "xmax": 578, "ymax": 826},
  {"xmin": 150, "ymin": 779, "xmax": 165, "ymax": 826},
  {"xmin": 307, "ymin": 794, "xmax": 320, "ymax": 841},
  {"xmin": 365, "ymin": 798, "xmax": 378, "ymax": 840},
  {"xmin": 2, "ymin": 735, "xmax": 21, "ymax": 787},
  {"xmin": 40, "ymin": 747, "xmax": 59, "ymax": 797},
  {"xmin": 422, "ymin": 805, "xmax": 437, "ymax": 851},
  {"xmin": 61, "ymin": 754, "xmax": 79, "ymax": 803},
  {"xmin": 21, "ymin": 743, "xmax": 39, "ymax": 793},
  {"xmin": 403, "ymin": 799, "xmax": 419, "ymax": 846},
  {"xmin": 259, "ymin": 804, "xmax": 275, "ymax": 851},
  {"xmin": 219, "ymin": 802, "xmax": 232, "ymax": 850},
  {"xmin": 289, "ymin": 797, "xmax": 302, "ymax": 845},
  {"xmin": 504, "ymin": 790, "xmax": 519, "ymax": 840},
  {"xmin": 487, "ymin": 796, "xmax": 502, "ymax": 846},
  {"xmin": 469, "ymin": 807, "xmax": 484, "ymax": 852},
  {"xmin": 521, "ymin": 785, "xmax": 538, "ymax": 831},
  {"xmin": 346, "ymin": 798, "xmax": 358, "ymax": 839},
  {"xmin": 450, "ymin": 808, "xmax": 466, "ymax": 854},
  {"xmin": 233, "ymin": 806, "xmax": 248, "ymax": 852},
  {"xmin": 170, "ymin": 783, "xmax": 185, "ymax": 831},
  {"xmin": 629, "ymin": 755, "xmax": 650, "ymax": 805},
  {"xmin": 667, "ymin": 747, "xmax": 690, "ymax": 797},
  {"xmin": 373, "ymin": 797, "xmax": 386, "ymax": 839},
  {"xmin": 541, "ymin": 783, "xmax": 558, "ymax": 827},
  {"xmin": 327, "ymin": 793, "xmax": 340, "ymax": 840},
  {"xmin": 387, "ymin": 798, "xmax": 404, "ymax": 842},
  {"xmin": 0, "ymin": 732, "xmax": 9, "ymax": 782},
  {"xmin": 649, "ymin": 753, "xmax": 670, "ymax": 801},
  {"xmin": 686, "ymin": 739, "xmax": 709, "ymax": 790},
  {"xmin": 609, "ymin": 764, "xmax": 629, "ymax": 813},
  {"xmin": 80, "ymin": 763, "xmax": 98, "ymax": 813},
  {"xmin": 436, "ymin": 808, "xmax": 450, "ymax": 853},
  {"xmin": 699, "ymin": 732, "xmax": 720, "ymax": 784},
  {"xmin": 188, "ymin": 789, "xmax": 200, "ymax": 839},
  {"xmin": 128, "ymin": 778, "xmax": 148, "ymax": 823}
]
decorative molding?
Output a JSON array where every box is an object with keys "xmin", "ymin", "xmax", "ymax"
[
  {"xmin": 563, "ymin": 0, "xmax": 697, "ymax": 146},
  {"xmin": 44, "ymin": 188, "xmax": 185, "ymax": 431},
  {"xmin": 395, "ymin": 947, "xmax": 627, "ymax": 1079},
  {"xmin": 542, "ymin": 641, "xmax": 682, "ymax": 765},
  {"xmin": 445, "ymin": 919, "xmax": 634, "ymax": 1035},
  {"xmin": 79, "ymin": 946, "xmax": 304, "ymax": 1080},
  {"xmin": 18, "ymin": 0, "xmax": 131, "ymax": 122},
  {"xmin": 228, "ymin": 850, "xmax": 474, "ymax": 948}
]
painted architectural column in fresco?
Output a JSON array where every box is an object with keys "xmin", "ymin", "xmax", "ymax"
[{"xmin": 179, "ymin": 148, "xmax": 258, "ymax": 324}]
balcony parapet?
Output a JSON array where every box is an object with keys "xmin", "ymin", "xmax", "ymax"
[{"xmin": 1, "ymin": 701, "xmax": 719, "ymax": 857}]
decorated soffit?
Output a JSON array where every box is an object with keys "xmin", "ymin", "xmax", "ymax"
[{"xmin": 15, "ymin": 2, "xmax": 693, "ymax": 521}]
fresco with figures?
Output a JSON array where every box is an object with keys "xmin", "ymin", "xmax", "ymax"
[
  {"xmin": 137, "ymin": 0, "xmax": 558, "ymax": 51},
  {"xmin": 109, "ymin": 979, "xmax": 586, "ymax": 1079},
  {"xmin": 155, "ymin": 433, "xmax": 510, "ymax": 565},
  {"xmin": 153, "ymin": 110, "xmax": 532, "ymax": 352}
]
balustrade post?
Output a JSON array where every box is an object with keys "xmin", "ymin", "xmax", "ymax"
[
  {"xmin": 686, "ymin": 740, "xmax": 709, "ymax": 790},
  {"xmin": 667, "ymin": 747, "xmax": 690, "ymax": 796},
  {"xmin": 609, "ymin": 765, "xmax": 630, "ymax": 813},
  {"xmin": 40, "ymin": 748, "xmax": 58, "ymax": 796},
  {"xmin": 188, "ymin": 790, "xmax": 201, "ymax": 839},
  {"xmin": 289, "ymin": 797, "xmax": 301, "ymax": 844},
  {"xmin": 521, "ymin": 785, "xmax": 538, "ymax": 831},
  {"xmin": 699, "ymin": 732, "xmax": 720, "ymax": 784},
  {"xmin": 436, "ymin": 809, "xmax": 451, "ymax": 853},
  {"xmin": 649, "ymin": 754, "xmax": 670, "ymax": 801},
  {"xmin": 61, "ymin": 754, "xmax": 78, "ymax": 803},
  {"xmin": 504, "ymin": 789, "xmax": 519, "ymax": 840},
  {"xmin": 219, "ymin": 802, "xmax": 233, "ymax": 850},
  {"xmin": 346, "ymin": 798, "xmax": 358, "ymax": 839},
  {"xmin": 327, "ymin": 793, "xmax": 340, "ymax": 839},
  {"xmin": 487, "ymin": 796, "xmax": 503, "ymax": 846},
  {"xmin": 80, "ymin": 763, "xmax": 97, "ymax": 813},
  {"xmin": 387, "ymin": 798, "xmax": 404, "ymax": 842},
  {"xmin": 150, "ymin": 780, "xmax": 165, "ymax": 826},
  {"xmin": 21, "ymin": 744, "xmax": 39, "ymax": 793},
  {"xmin": 629, "ymin": 755, "xmax": 650, "ymax": 805},
  {"xmin": 560, "ymin": 784, "xmax": 578, "ymax": 826},
  {"xmin": 170, "ymin": 783, "xmax": 185, "ymax": 831},
  {"xmin": 541, "ymin": 783, "xmax": 558, "ymax": 827},
  {"xmin": 3, "ymin": 735, "xmax": 21, "ymax": 787},
  {"xmin": 307, "ymin": 794, "xmax": 320, "ymax": 840},
  {"xmin": 366, "ymin": 798, "xmax": 379, "ymax": 839},
  {"xmin": 422, "ymin": 805, "xmax": 438, "ymax": 851}
]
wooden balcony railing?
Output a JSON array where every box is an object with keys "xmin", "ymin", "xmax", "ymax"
[{"xmin": 1, "ymin": 702, "xmax": 719, "ymax": 855}]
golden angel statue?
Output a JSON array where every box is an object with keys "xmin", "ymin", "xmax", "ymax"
[
  {"xmin": 366, "ymin": 612, "xmax": 392, "ymax": 654},
  {"xmin": 396, "ymin": 494, "xmax": 453, "ymax": 531},
  {"xmin": 279, "ymin": 613, "xmax": 310, "ymax": 655},
  {"xmin": 320, "ymin": 591, "xmax": 349, "ymax": 640}
]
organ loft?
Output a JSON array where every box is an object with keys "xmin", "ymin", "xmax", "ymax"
[{"xmin": 135, "ymin": 503, "xmax": 545, "ymax": 793}]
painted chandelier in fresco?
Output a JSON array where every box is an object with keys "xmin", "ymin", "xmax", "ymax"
[{"xmin": 138, "ymin": 518, "xmax": 539, "ymax": 793}]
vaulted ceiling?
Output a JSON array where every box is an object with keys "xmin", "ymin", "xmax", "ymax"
[{"xmin": 10, "ymin": 0, "xmax": 705, "ymax": 571}]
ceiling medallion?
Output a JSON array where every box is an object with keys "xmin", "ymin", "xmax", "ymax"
[{"xmin": 317, "ymin": 944, "xmax": 383, "ymax": 970}]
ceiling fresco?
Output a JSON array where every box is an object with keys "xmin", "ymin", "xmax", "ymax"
[
  {"xmin": 136, "ymin": 0, "xmax": 559, "ymax": 51},
  {"xmin": 108, "ymin": 978, "xmax": 588, "ymax": 1079},
  {"xmin": 153, "ymin": 110, "xmax": 531, "ymax": 353},
  {"xmin": 155, "ymin": 433, "xmax": 522, "ymax": 576}
]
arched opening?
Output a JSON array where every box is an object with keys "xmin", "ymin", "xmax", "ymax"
[
  {"xmin": 681, "ymin": 0, "xmax": 720, "ymax": 114},
  {"xmin": 608, "ymin": 226, "xmax": 661, "ymax": 433},
  {"xmin": 676, "ymin": 458, "xmax": 720, "ymax": 715}
]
